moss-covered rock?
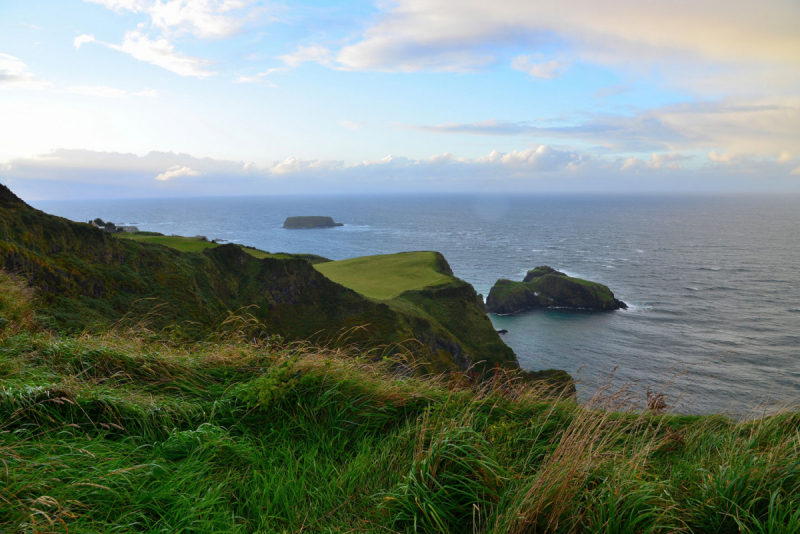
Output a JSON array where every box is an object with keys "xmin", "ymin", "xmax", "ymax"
[{"xmin": 486, "ymin": 266, "xmax": 627, "ymax": 314}]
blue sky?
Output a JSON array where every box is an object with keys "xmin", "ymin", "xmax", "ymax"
[{"xmin": 1, "ymin": 0, "xmax": 799, "ymax": 199}]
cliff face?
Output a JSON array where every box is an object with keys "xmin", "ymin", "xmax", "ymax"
[
  {"xmin": 0, "ymin": 185, "xmax": 515, "ymax": 373},
  {"xmin": 486, "ymin": 266, "xmax": 627, "ymax": 314}
]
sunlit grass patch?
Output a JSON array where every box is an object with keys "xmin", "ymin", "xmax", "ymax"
[{"xmin": 314, "ymin": 251, "xmax": 452, "ymax": 299}]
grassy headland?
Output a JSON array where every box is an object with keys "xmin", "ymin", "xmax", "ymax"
[
  {"xmin": 314, "ymin": 251, "xmax": 452, "ymax": 300},
  {"xmin": 2, "ymin": 271, "xmax": 799, "ymax": 533}
]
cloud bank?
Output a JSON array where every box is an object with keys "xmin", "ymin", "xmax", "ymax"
[
  {"xmin": 408, "ymin": 98, "xmax": 800, "ymax": 158},
  {"xmin": 2, "ymin": 146, "xmax": 798, "ymax": 200},
  {"xmin": 281, "ymin": 0, "xmax": 800, "ymax": 94}
]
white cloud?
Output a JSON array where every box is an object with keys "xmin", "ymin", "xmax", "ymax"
[
  {"xmin": 278, "ymin": 45, "xmax": 333, "ymax": 68},
  {"xmin": 235, "ymin": 67, "xmax": 285, "ymax": 84},
  {"xmin": 511, "ymin": 56, "xmax": 568, "ymax": 79},
  {"xmin": 149, "ymin": 0, "xmax": 252, "ymax": 38},
  {"xmin": 112, "ymin": 29, "xmax": 216, "ymax": 77},
  {"xmin": 74, "ymin": 34, "xmax": 97, "ymax": 49},
  {"xmin": 77, "ymin": 29, "xmax": 216, "ymax": 77},
  {"xmin": 155, "ymin": 165, "xmax": 200, "ymax": 181},
  {"xmin": 79, "ymin": 0, "xmax": 271, "ymax": 78},
  {"xmin": 269, "ymin": 157, "xmax": 343, "ymax": 175},
  {"xmin": 306, "ymin": 0, "xmax": 800, "ymax": 93},
  {"xmin": 777, "ymin": 151, "xmax": 792, "ymax": 163},
  {"xmin": 84, "ymin": 0, "xmax": 259, "ymax": 38},
  {"xmin": 621, "ymin": 153, "xmax": 689, "ymax": 171},
  {"xmin": 0, "ymin": 54, "xmax": 50, "ymax": 89},
  {"xmin": 85, "ymin": 0, "xmax": 148, "ymax": 12},
  {"xmin": 791, "ymin": 166, "xmax": 800, "ymax": 176},
  {"xmin": 340, "ymin": 120, "xmax": 366, "ymax": 130}
]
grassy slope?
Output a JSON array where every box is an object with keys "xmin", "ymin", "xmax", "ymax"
[
  {"xmin": 314, "ymin": 252, "xmax": 452, "ymax": 300},
  {"xmin": 121, "ymin": 234, "xmax": 330, "ymax": 263},
  {"xmin": 0, "ymin": 185, "xmax": 516, "ymax": 372},
  {"xmin": 2, "ymin": 278, "xmax": 799, "ymax": 533},
  {"xmin": 122, "ymin": 234, "xmax": 219, "ymax": 252}
]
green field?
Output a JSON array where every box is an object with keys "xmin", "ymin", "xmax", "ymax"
[
  {"xmin": 120, "ymin": 234, "xmax": 332, "ymax": 263},
  {"xmin": 122, "ymin": 234, "xmax": 220, "ymax": 252},
  {"xmin": 314, "ymin": 251, "xmax": 452, "ymax": 299}
]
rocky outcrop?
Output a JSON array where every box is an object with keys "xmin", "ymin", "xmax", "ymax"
[
  {"xmin": 486, "ymin": 266, "xmax": 627, "ymax": 314},
  {"xmin": 283, "ymin": 216, "xmax": 343, "ymax": 229}
]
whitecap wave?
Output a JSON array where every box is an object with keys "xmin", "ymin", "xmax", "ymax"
[
  {"xmin": 686, "ymin": 287, "xmax": 700, "ymax": 291},
  {"xmin": 622, "ymin": 303, "xmax": 652, "ymax": 313}
]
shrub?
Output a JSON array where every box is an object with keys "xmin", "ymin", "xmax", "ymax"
[{"xmin": 0, "ymin": 271, "xmax": 36, "ymax": 334}]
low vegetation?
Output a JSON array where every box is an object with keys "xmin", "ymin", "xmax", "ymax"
[{"xmin": 2, "ymin": 271, "xmax": 799, "ymax": 533}]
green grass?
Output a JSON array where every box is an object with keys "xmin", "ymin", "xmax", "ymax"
[
  {"xmin": 2, "ymin": 328, "xmax": 800, "ymax": 532},
  {"xmin": 120, "ymin": 234, "xmax": 331, "ymax": 263},
  {"xmin": 2, "ymin": 272, "xmax": 800, "ymax": 533},
  {"xmin": 122, "ymin": 234, "xmax": 220, "ymax": 252},
  {"xmin": 315, "ymin": 251, "xmax": 452, "ymax": 300}
]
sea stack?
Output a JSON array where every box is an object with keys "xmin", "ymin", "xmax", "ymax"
[
  {"xmin": 486, "ymin": 266, "xmax": 627, "ymax": 314},
  {"xmin": 283, "ymin": 216, "xmax": 343, "ymax": 229}
]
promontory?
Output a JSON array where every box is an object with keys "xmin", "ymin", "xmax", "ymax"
[
  {"xmin": 283, "ymin": 216, "xmax": 343, "ymax": 229},
  {"xmin": 486, "ymin": 266, "xmax": 627, "ymax": 314}
]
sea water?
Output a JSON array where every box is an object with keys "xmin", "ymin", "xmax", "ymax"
[{"xmin": 35, "ymin": 194, "xmax": 800, "ymax": 415}]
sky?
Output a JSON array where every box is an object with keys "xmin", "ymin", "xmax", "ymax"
[{"xmin": 1, "ymin": 0, "xmax": 799, "ymax": 199}]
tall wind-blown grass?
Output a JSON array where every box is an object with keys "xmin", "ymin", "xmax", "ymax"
[{"xmin": 1, "ymin": 271, "xmax": 799, "ymax": 533}]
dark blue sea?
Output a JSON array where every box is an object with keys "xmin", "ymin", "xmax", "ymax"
[{"xmin": 35, "ymin": 194, "xmax": 800, "ymax": 415}]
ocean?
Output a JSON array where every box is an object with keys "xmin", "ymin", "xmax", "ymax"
[{"xmin": 34, "ymin": 194, "xmax": 800, "ymax": 415}]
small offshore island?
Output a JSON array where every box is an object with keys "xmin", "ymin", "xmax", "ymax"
[
  {"xmin": 283, "ymin": 215, "xmax": 343, "ymax": 229},
  {"xmin": 486, "ymin": 265, "xmax": 627, "ymax": 314}
]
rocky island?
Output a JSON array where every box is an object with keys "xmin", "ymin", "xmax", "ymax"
[
  {"xmin": 486, "ymin": 265, "xmax": 627, "ymax": 314},
  {"xmin": 283, "ymin": 216, "xmax": 343, "ymax": 229}
]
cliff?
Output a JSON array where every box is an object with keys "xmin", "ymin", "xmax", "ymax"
[{"xmin": 486, "ymin": 265, "xmax": 627, "ymax": 314}]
